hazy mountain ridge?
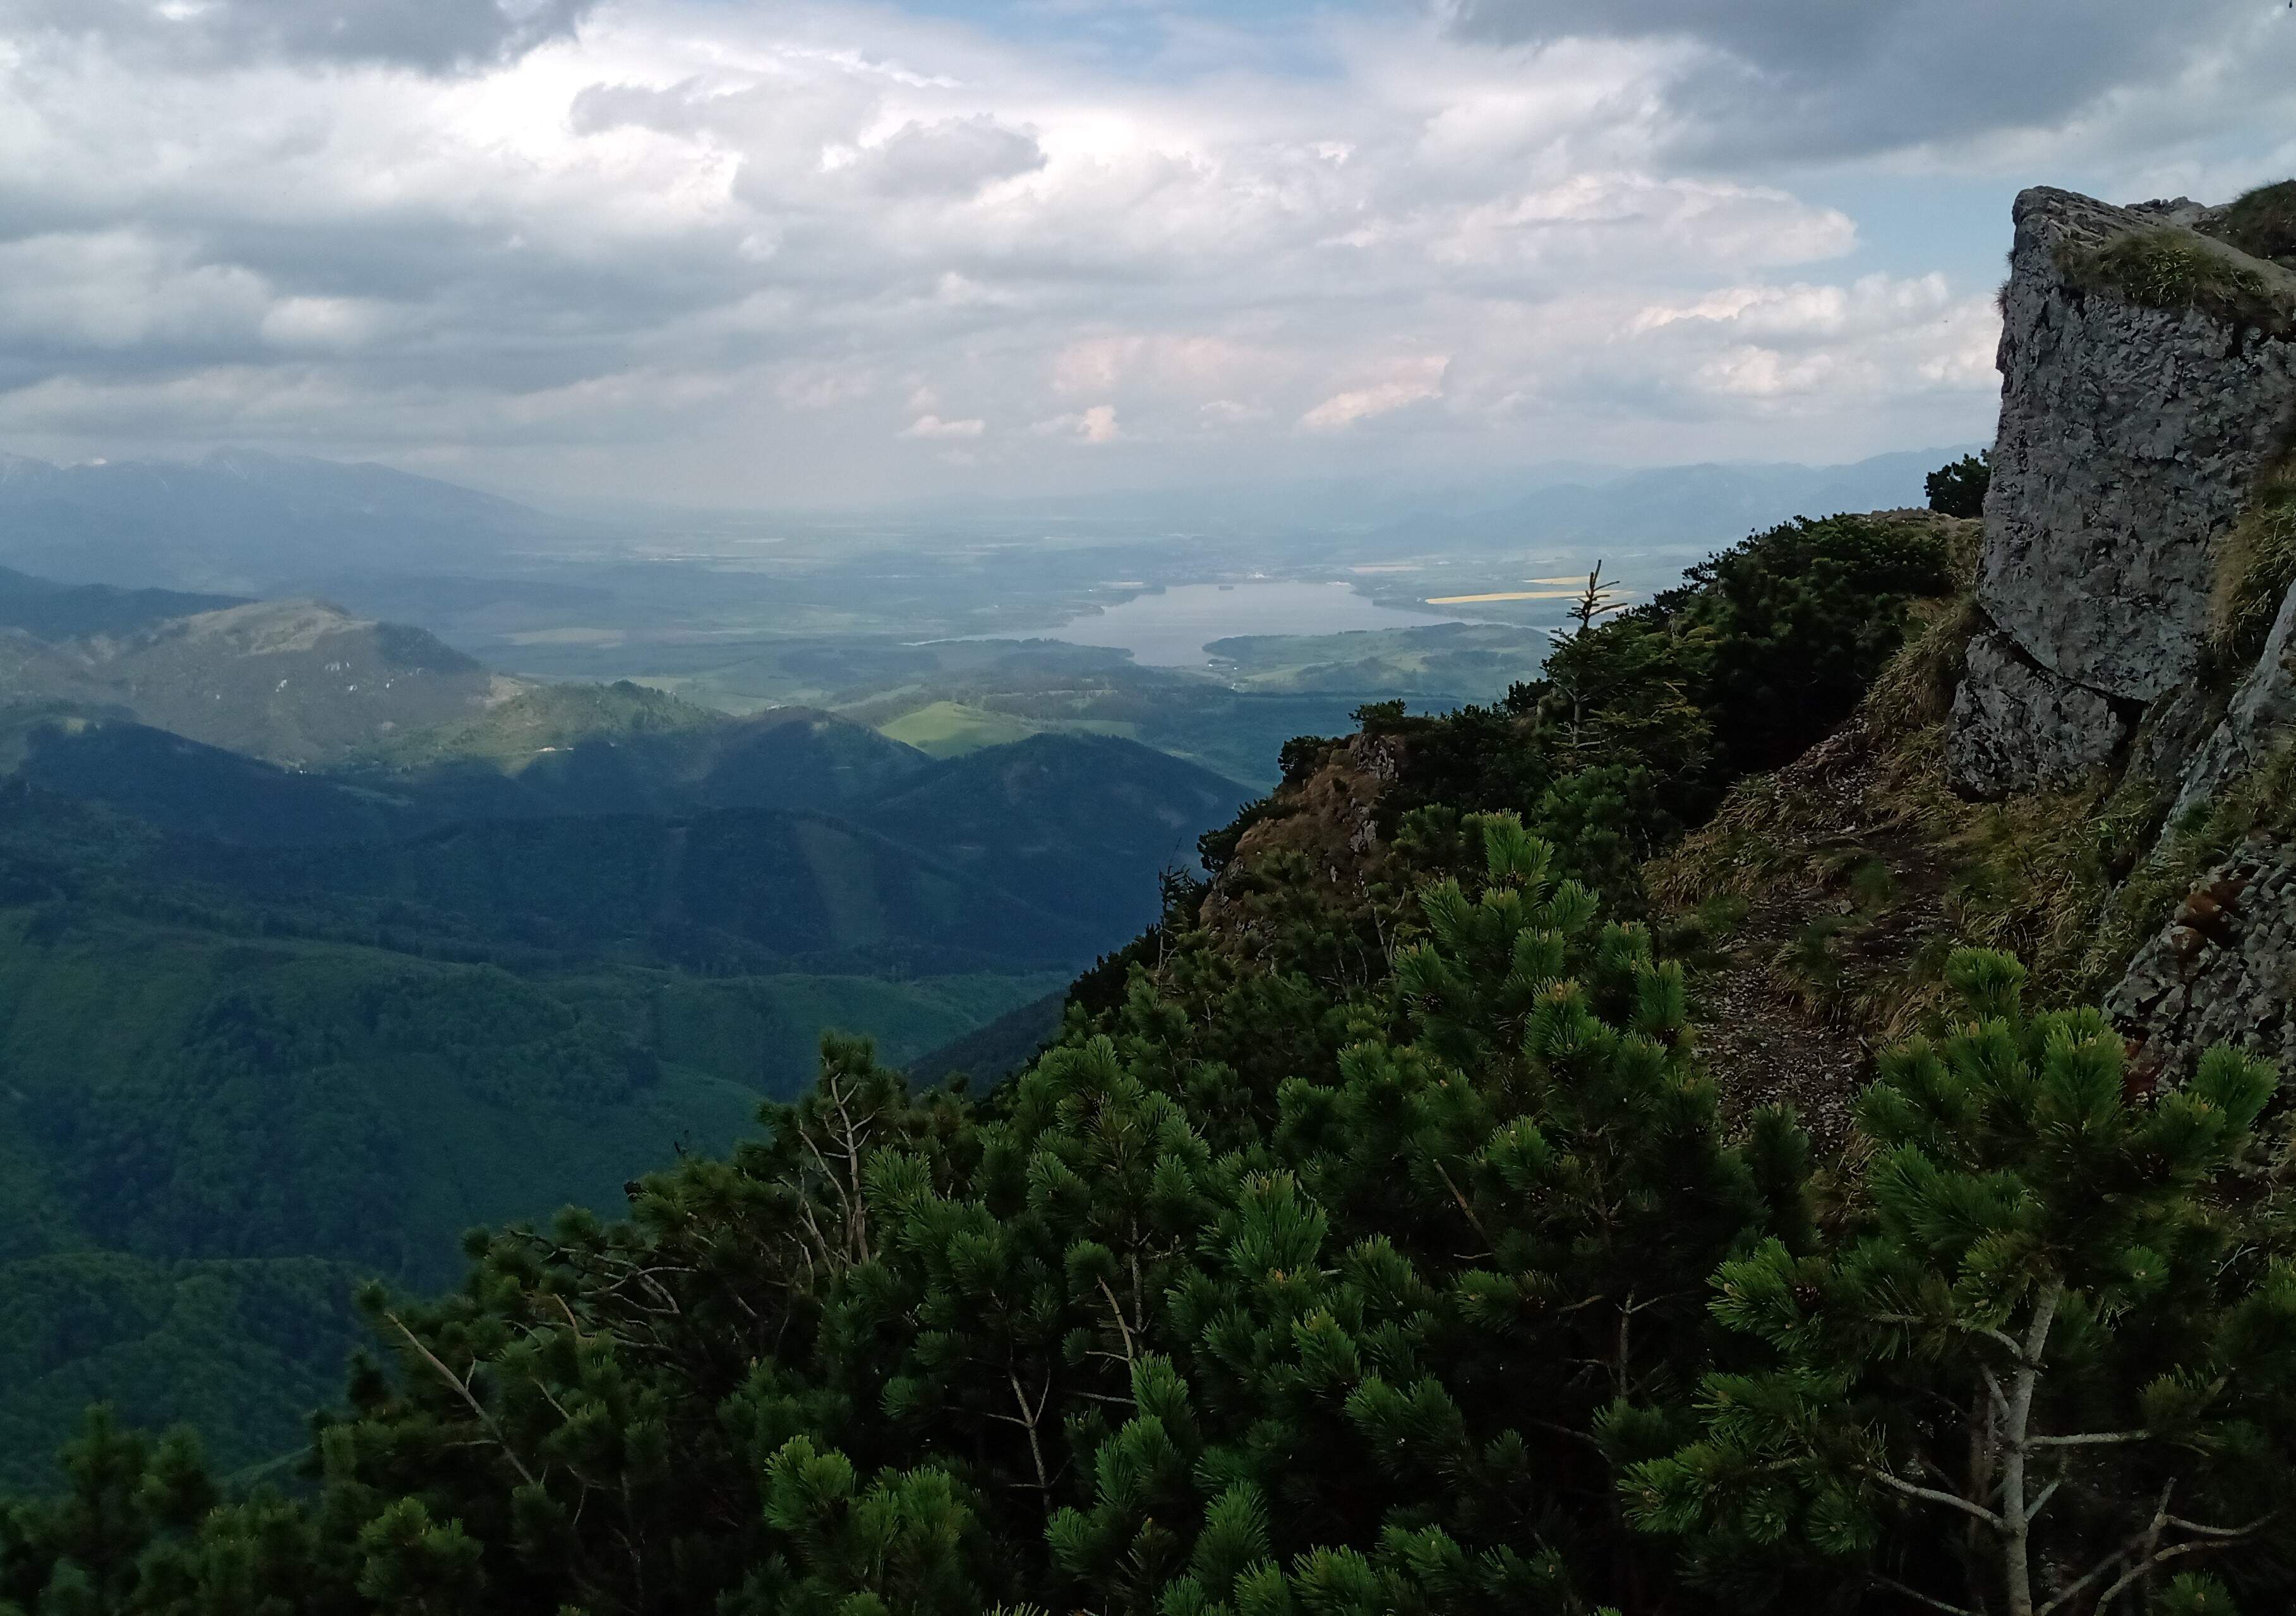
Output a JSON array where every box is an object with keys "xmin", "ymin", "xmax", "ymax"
[
  {"xmin": 0, "ymin": 566, "xmax": 247, "ymax": 642},
  {"xmin": 0, "ymin": 446, "xmax": 572, "ymax": 594},
  {"xmin": 354, "ymin": 682, "xmax": 937, "ymax": 820}
]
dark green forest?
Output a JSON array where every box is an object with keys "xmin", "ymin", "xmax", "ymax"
[{"xmin": 4, "ymin": 503, "xmax": 2288, "ymax": 1615}]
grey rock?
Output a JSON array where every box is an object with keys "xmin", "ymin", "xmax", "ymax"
[
  {"xmin": 2110, "ymin": 842, "xmax": 2296, "ymax": 1084},
  {"xmin": 1947, "ymin": 624, "xmax": 2129, "ymax": 799},
  {"xmin": 1976, "ymin": 188, "xmax": 2296, "ymax": 706},
  {"xmin": 2127, "ymin": 678, "xmax": 2231, "ymax": 813},
  {"xmin": 1945, "ymin": 187, "xmax": 2296, "ymax": 800},
  {"xmin": 2173, "ymin": 580, "xmax": 2296, "ymax": 820}
]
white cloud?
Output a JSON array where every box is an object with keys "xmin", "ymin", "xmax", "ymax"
[
  {"xmin": 1300, "ymin": 359, "xmax": 1449, "ymax": 432},
  {"xmin": 0, "ymin": 0, "xmax": 2280, "ymax": 499},
  {"xmin": 900, "ymin": 413, "xmax": 985, "ymax": 439},
  {"xmin": 1033, "ymin": 404, "xmax": 1121, "ymax": 443},
  {"xmin": 854, "ymin": 115, "xmax": 1045, "ymax": 198}
]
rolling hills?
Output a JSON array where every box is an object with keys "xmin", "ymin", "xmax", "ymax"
[
  {"xmin": 0, "ymin": 596, "xmax": 513, "ymax": 766},
  {"xmin": 0, "ymin": 569, "xmax": 1256, "ymax": 1478},
  {"xmin": 0, "ymin": 446, "xmax": 563, "ymax": 593}
]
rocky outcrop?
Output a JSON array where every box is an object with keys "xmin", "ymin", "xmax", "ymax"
[
  {"xmin": 1946, "ymin": 628, "xmax": 2131, "ymax": 797},
  {"xmin": 1935, "ymin": 184, "xmax": 2296, "ymax": 1084},
  {"xmin": 1196, "ymin": 728, "xmax": 1404, "ymax": 954},
  {"xmin": 2173, "ymin": 582, "xmax": 2296, "ymax": 818},
  {"xmin": 2110, "ymin": 844, "xmax": 2296, "ymax": 1084},
  {"xmin": 1947, "ymin": 186, "xmax": 2296, "ymax": 799}
]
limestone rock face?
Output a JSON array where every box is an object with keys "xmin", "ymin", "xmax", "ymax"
[
  {"xmin": 2110, "ymin": 842, "xmax": 2296, "ymax": 1085},
  {"xmin": 1946, "ymin": 628, "xmax": 2129, "ymax": 799},
  {"xmin": 1946, "ymin": 186, "xmax": 2296, "ymax": 798},
  {"xmin": 2174, "ymin": 582, "xmax": 2296, "ymax": 819},
  {"xmin": 1932, "ymin": 184, "xmax": 2296, "ymax": 1081},
  {"xmin": 1980, "ymin": 188, "xmax": 2296, "ymax": 698}
]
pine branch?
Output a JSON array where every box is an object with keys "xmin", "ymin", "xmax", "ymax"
[
  {"xmin": 1858, "ymin": 1465, "xmax": 2005, "ymax": 1531},
  {"xmin": 1096, "ymin": 1277, "xmax": 1139, "ymax": 1373},
  {"xmin": 1429, "ymin": 1158, "xmax": 1496, "ymax": 1260},
  {"xmin": 385, "ymin": 1312, "xmax": 539, "ymax": 1490},
  {"xmin": 1871, "ymin": 1572, "xmax": 1981, "ymax": 1616}
]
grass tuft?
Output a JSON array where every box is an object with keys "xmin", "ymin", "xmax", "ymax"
[
  {"xmin": 2209, "ymin": 458, "xmax": 2296, "ymax": 664},
  {"xmin": 2213, "ymin": 179, "xmax": 2296, "ymax": 268},
  {"xmin": 2058, "ymin": 227, "xmax": 2296, "ymax": 340}
]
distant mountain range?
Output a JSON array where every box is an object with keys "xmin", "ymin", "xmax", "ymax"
[
  {"xmin": 0, "ymin": 577, "xmax": 1249, "ymax": 958},
  {"xmin": 1393, "ymin": 449, "xmax": 1971, "ymax": 557},
  {"xmin": 0, "ymin": 588, "xmax": 508, "ymax": 768},
  {"xmin": 0, "ymin": 445, "xmax": 1974, "ymax": 597},
  {"xmin": 0, "ymin": 447, "xmax": 566, "ymax": 594},
  {"xmin": 833, "ymin": 446, "xmax": 1977, "ymax": 549}
]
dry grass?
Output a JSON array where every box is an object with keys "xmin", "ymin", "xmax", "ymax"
[
  {"xmin": 1650, "ymin": 585, "xmax": 2148, "ymax": 1039},
  {"xmin": 2209, "ymin": 457, "xmax": 2296, "ymax": 663},
  {"xmin": 2058, "ymin": 228, "xmax": 2296, "ymax": 340}
]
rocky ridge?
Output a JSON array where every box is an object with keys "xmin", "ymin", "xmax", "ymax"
[
  {"xmin": 1948, "ymin": 187, "xmax": 2296, "ymax": 799},
  {"xmin": 1945, "ymin": 185, "xmax": 2296, "ymax": 1081}
]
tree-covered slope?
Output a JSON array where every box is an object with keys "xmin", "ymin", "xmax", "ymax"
[
  {"xmin": 16, "ymin": 416, "xmax": 2296, "ymax": 1616},
  {"xmin": 0, "ymin": 567, "xmax": 246, "ymax": 642},
  {"xmin": 859, "ymin": 731, "xmax": 1254, "ymax": 937},
  {"xmin": 192, "ymin": 807, "xmax": 1109, "ymax": 971},
  {"xmin": 4, "ymin": 715, "xmax": 438, "ymax": 847},
  {"xmin": 360, "ymin": 685, "xmax": 934, "ymax": 819},
  {"xmin": 20, "ymin": 822, "xmax": 2286, "ymax": 1616},
  {"xmin": 0, "ymin": 873, "xmax": 1062, "ymax": 1485}
]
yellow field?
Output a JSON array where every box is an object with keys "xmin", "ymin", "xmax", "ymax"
[{"xmin": 1424, "ymin": 589, "xmax": 1584, "ymax": 604}]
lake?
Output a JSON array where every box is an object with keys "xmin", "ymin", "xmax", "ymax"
[{"xmin": 1043, "ymin": 581, "xmax": 1468, "ymax": 667}]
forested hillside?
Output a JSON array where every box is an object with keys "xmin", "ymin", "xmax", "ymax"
[
  {"xmin": 0, "ymin": 587, "xmax": 1251, "ymax": 1483},
  {"xmin": 0, "ymin": 782, "xmax": 1071, "ymax": 1478}
]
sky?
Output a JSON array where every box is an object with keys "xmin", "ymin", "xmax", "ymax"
[{"xmin": 0, "ymin": 0, "xmax": 2290, "ymax": 506}]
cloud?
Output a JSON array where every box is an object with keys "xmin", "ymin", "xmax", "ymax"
[
  {"xmin": 1436, "ymin": 0, "xmax": 2273, "ymax": 160},
  {"xmin": 1623, "ymin": 275, "xmax": 2000, "ymax": 409},
  {"xmin": 1033, "ymin": 404, "xmax": 1121, "ymax": 443},
  {"xmin": 0, "ymin": 0, "xmax": 595, "ymax": 73},
  {"xmin": 901, "ymin": 414, "xmax": 986, "ymax": 439},
  {"xmin": 853, "ymin": 116, "xmax": 1047, "ymax": 198},
  {"xmin": 0, "ymin": 0, "xmax": 2278, "ymax": 500},
  {"xmin": 1300, "ymin": 359, "xmax": 1448, "ymax": 431}
]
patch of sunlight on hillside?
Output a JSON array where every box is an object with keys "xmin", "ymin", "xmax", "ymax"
[{"xmin": 876, "ymin": 700, "xmax": 1043, "ymax": 757}]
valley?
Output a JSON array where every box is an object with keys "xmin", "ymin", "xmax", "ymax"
[
  {"xmin": 0, "ymin": 542, "xmax": 1262, "ymax": 1478},
  {"xmin": 0, "ymin": 445, "xmax": 1963, "ymax": 1487}
]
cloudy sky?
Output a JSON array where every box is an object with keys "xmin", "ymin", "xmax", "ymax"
[{"xmin": 0, "ymin": 0, "xmax": 2290, "ymax": 505}]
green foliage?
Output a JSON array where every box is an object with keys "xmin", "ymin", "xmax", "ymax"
[
  {"xmin": 4, "ymin": 504, "xmax": 2287, "ymax": 1616},
  {"xmin": 0, "ymin": 844, "xmax": 1061, "ymax": 1485},
  {"xmin": 1926, "ymin": 452, "xmax": 1992, "ymax": 518},
  {"xmin": 6, "ymin": 829, "xmax": 2293, "ymax": 1616},
  {"xmin": 0, "ymin": 817, "xmax": 1819, "ymax": 1614},
  {"xmin": 1657, "ymin": 512, "xmax": 1956, "ymax": 775},
  {"xmin": 1334, "ymin": 513, "xmax": 1953, "ymax": 913},
  {"xmin": 1630, "ymin": 950, "xmax": 2296, "ymax": 1615}
]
